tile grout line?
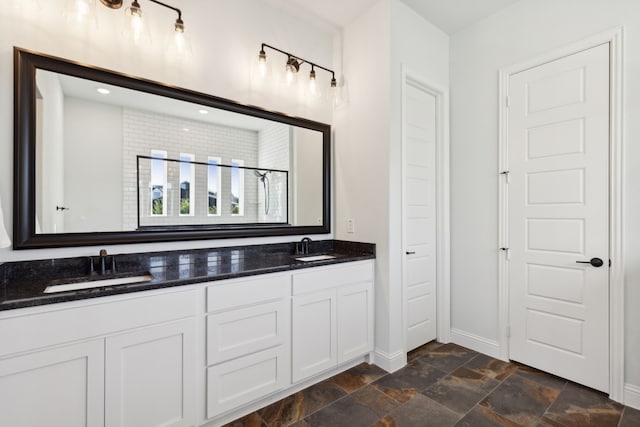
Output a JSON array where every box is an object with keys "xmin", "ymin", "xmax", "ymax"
[
  {"xmin": 296, "ymin": 371, "xmax": 397, "ymax": 425},
  {"xmin": 448, "ymin": 353, "xmax": 518, "ymax": 425},
  {"xmin": 537, "ymin": 380, "xmax": 569, "ymax": 427}
]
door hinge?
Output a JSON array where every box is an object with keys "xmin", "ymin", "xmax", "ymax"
[
  {"xmin": 609, "ymin": 259, "xmax": 612, "ymax": 267},
  {"xmin": 499, "ymin": 170, "xmax": 510, "ymax": 184},
  {"xmin": 505, "ymin": 96, "xmax": 511, "ymax": 107},
  {"xmin": 506, "ymin": 326, "xmax": 511, "ymax": 338}
]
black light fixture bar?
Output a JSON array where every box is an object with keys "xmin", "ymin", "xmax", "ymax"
[
  {"xmin": 99, "ymin": 0, "xmax": 184, "ymax": 31},
  {"xmin": 148, "ymin": 0, "xmax": 182, "ymax": 21},
  {"xmin": 260, "ymin": 43, "xmax": 336, "ymax": 87}
]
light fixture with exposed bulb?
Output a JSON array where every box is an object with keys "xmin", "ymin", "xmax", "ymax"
[
  {"xmin": 257, "ymin": 43, "xmax": 337, "ymax": 93},
  {"xmin": 67, "ymin": 0, "xmax": 189, "ymax": 55}
]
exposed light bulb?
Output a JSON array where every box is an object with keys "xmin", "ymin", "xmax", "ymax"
[
  {"xmin": 258, "ymin": 49, "xmax": 267, "ymax": 77},
  {"xmin": 286, "ymin": 66, "xmax": 295, "ymax": 85},
  {"xmin": 124, "ymin": 0, "xmax": 147, "ymax": 44},
  {"xmin": 174, "ymin": 17, "xmax": 184, "ymax": 33},
  {"xmin": 285, "ymin": 57, "xmax": 299, "ymax": 86},
  {"xmin": 309, "ymin": 68, "xmax": 317, "ymax": 95},
  {"xmin": 165, "ymin": 17, "xmax": 192, "ymax": 61}
]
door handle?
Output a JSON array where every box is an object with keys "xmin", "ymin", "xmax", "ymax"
[
  {"xmin": 576, "ymin": 257, "xmax": 604, "ymax": 267},
  {"xmin": 406, "ymin": 251, "xmax": 416, "ymax": 255}
]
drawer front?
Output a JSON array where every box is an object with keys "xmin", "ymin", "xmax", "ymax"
[
  {"xmin": 206, "ymin": 346, "xmax": 289, "ymax": 418},
  {"xmin": 0, "ymin": 289, "xmax": 198, "ymax": 358},
  {"xmin": 292, "ymin": 260, "xmax": 373, "ymax": 295},
  {"xmin": 206, "ymin": 273, "xmax": 289, "ymax": 313},
  {"xmin": 207, "ymin": 299, "xmax": 288, "ymax": 366}
]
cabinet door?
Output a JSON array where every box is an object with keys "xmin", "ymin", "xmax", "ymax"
[
  {"xmin": 338, "ymin": 282, "xmax": 374, "ymax": 363},
  {"xmin": 292, "ymin": 289, "xmax": 337, "ymax": 383},
  {"xmin": 105, "ymin": 318, "xmax": 196, "ymax": 427},
  {"xmin": 0, "ymin": 340, "xmax": 105, "ymax": 427}
]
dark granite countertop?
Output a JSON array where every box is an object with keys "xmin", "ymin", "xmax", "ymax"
[{"xmin": 0, "ymin": 240, "xmax": 375, "ymax": 311}]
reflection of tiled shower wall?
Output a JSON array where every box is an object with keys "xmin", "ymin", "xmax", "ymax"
[
  {"xmin": 257, "ymin": 123, "xmax": 290, "ymax": 223},
  {"xmin": 122, "ymin": 109, "xmax": 258, "ymax": 230}
]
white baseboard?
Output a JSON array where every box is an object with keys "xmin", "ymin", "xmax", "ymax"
[
  {"xmin": 372, "ymin": 348, "xmax": 406, "ymax": 373},
  {"xmin": 450, "ymin": 328, "xmax": 502, "ymax": 360},
  {"xmin": 624, "ymin": 383, "xmax": 640, "ymax": 410}
]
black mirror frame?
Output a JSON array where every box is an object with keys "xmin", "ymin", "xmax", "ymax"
[{"xmin": 13, "ymin": 47, "xmax": 331, "ymax": 249}]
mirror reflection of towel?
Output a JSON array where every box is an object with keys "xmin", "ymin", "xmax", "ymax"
[{"xmin": 0, "ymin": 197, "xmax": 11, "ymax": 248}]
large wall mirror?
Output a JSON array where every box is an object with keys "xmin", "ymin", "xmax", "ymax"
[{"xmin": 13, "ymin": 48, "xmax": 330, "ymax": 249}]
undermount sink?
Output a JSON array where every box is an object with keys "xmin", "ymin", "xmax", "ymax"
[
  {"xmin": 43, "ymin": 273, "xmax": 154, "ymax": 294},
  {"xmin": 294, "ymin": 255, "xmax": 337, "ymax": 262}
]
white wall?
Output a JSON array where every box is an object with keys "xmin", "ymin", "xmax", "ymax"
[
  {"xmin": 64, "ymin": 97, "xmax": 123, "ymax": 233},
  {"xmin": 450, "ymin": 0, "xmax": 640, "ymax": 395},
  {"xmin": 335, "ymin": 0, "xmax": 448, "ymax": 369},
  {"xmin": 0, "ymin": 0, "xmax": 335, "ymax": 260},
  {"xmin": 334, "ymin": 0, "xmax": 392, "ymax": 366}
]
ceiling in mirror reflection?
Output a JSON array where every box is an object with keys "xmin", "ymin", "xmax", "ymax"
[{"xmin": 51, "ymin": 71, "xmax": 273, "ymax": 132}]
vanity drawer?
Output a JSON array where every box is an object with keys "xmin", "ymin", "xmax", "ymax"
[
  {"xmin": 206, "ymin": 345, "xmax": 289, "ymax": 418},
  {"xmin": 206, "ymin": 299, "xmax": 288, "ymax": 366},
  {"xmin": 206, "ymin": 273, "xmax": 289, "ymax": 313},
  {"xmin": 292, "ymin": 260, "xmax": 374, "ymax": 295}
]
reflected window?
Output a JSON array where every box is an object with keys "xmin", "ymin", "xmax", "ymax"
[
  {"xmin": 231, "ymin": 159, "xmax": 244, "ymax": 216},
  {"xmin": 150, "ymin": 149, "xmax": 167, "ymax": 216},
  {"xmin": 179, "ymin": 153, "xmax": 194, "ymax": 216},
  {"xmin": 208, "ymin": 157, "xmax": 221, "ymax": 216}
]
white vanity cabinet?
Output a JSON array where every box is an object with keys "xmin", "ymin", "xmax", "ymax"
[
  {"xmin": 105, "ymin": 318, "xmax": 196, "ymax": 427},
  {"xmin": 291, "ymin": 261, "xmax": 374, "ymax": 383},
  {"xmin": 0, "ymin": 339, "xmax": 105, "ymax": 427},
  {"xmin": 205, "ymin": 273, "xmax": 291, "ymax": 419},
  {"xmin": 0, "ymin": 257, "xmax": 375, "ymax": 427},
  {"xmin": 0, "ymin": 289, "xmax": 198, "ymax": 427}
]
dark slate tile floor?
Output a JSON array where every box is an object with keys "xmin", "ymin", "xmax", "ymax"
[{"xmin": 224, "ymin": 342, "xmax": 639, "ymax": 427}]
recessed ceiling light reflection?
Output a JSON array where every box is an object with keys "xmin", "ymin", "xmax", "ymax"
[
  {"xmin": 198, "ymin": 109, "xmax": 208, "ymax": 115},
  {"xmin": 97, "ymin": 88, "xmax": 110, "ymax": 95}
]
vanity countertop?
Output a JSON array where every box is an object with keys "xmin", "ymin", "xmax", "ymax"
[{"xmin": 0, "ymin": 240, "xmax": 375, "ymax": 311}]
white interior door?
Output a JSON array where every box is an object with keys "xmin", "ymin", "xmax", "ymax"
[
  {"xmin": 404, "ymin": 80, "xmax": 437, "ymax": 351},
  {"xmin": 507, "ymin": 43, "xmax": 610, "ymax": 392}
]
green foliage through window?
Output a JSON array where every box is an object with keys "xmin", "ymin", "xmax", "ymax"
[
  {"xmin": 180, "ymin": 198, "xmax": 190, "ymax": 215},
  {"xmin": 152, "ymin": 199, "xmax": 163, "ymax": 215}
]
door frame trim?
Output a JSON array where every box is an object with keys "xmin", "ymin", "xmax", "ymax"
[
  {"xmin": 497, "ymin": 27, "xmax": 624, "ymax": 401},
  {"xmin": 401, "ymin": 67, "xmax": 451, "ymax": 351}
]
